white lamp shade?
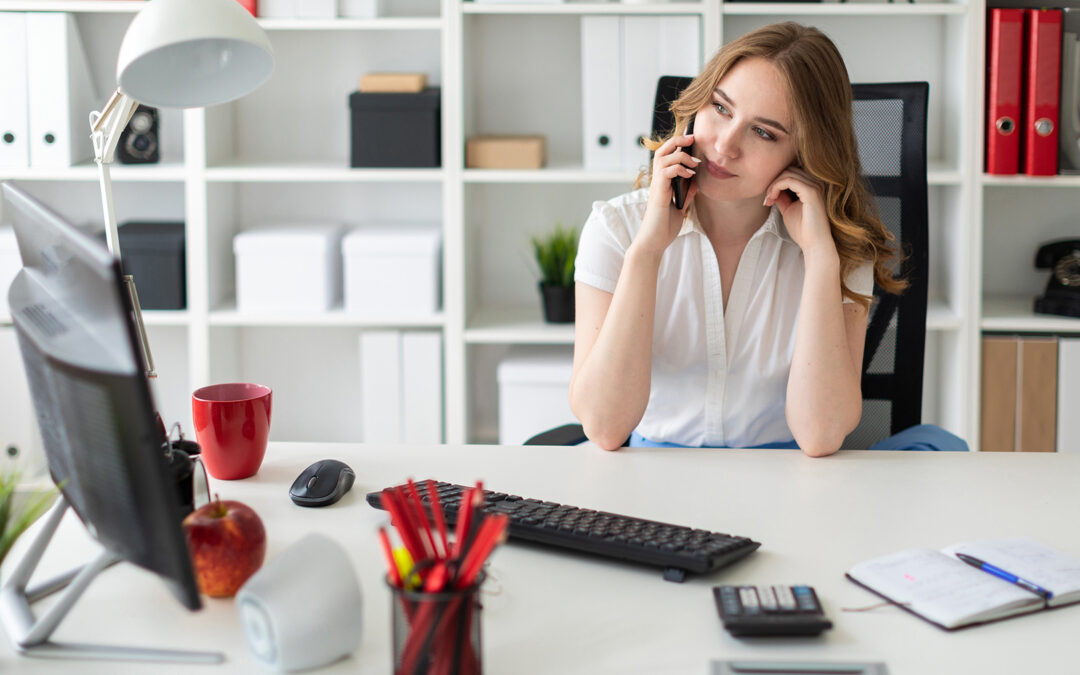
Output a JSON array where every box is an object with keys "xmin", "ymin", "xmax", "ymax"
[{"xmin": 117, "ymin": 0, "xmax": 274, "ymax": 108}]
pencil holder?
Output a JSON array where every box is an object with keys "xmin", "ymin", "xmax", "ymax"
[{"xmin": 388, "ymin": 575, "xmax": 484, "ymax": 675}]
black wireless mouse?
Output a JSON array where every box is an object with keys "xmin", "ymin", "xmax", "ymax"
[{"xmin": 289, "ymin": 459, "xmax": 355, "ymax": 507}]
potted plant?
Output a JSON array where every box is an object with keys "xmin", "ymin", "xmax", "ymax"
[
  {"xmin": 531, "ymin": 222, "xmax": 579, "ymax": 323},
  {"xmin": 1, "ymin": 470, "xmax": 58, "ymax": 567}
]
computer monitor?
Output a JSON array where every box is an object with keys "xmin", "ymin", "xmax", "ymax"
[{"xmin": 0, "ymin": 182, "xmax": 218, "ymax": 663}]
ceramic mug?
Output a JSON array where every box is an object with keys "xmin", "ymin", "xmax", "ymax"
[{"xmin": 192, "ymin": 383, "xmax": 273, "ymax": 480}]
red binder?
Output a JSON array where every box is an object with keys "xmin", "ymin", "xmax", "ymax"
[
  {"xmin": 986, "ymin": 9, "xmax": 1025, "ymax": 175},
  {"xmin": 1023, "ymin": 8, "xmax": 1064, "ymax": 176}
]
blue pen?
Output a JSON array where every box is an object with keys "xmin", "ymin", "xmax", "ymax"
[{"xmin": 955, "ymin": 553, "xmax": 1054, "ymax": 600}]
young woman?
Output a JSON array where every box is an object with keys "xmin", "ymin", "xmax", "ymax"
[{"xmin": 569, "ymin": 22, "xmax": 963, "ymax": 456}]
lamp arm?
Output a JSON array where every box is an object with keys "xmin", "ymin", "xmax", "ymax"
[
  {"xmin": 88, "ymin": 90, "xmax": 157, "ymax": 380},
  {"xmin": 90, "ymin": 90, "xmax": 139, "ymax": 260}
]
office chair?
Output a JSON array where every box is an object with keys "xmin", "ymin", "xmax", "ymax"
[{"xmin": 526, "ymin": 78, "xmax": 929, "ymax": 449}]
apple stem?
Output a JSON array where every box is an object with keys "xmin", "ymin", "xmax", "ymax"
[{"xmin": 212, "ymin": 493, "xmax": 226, "ymax": 518}]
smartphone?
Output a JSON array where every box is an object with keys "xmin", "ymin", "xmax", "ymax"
[{"xmin": 671, "ymin": 116, "xmax": 695, "ymax": 210}]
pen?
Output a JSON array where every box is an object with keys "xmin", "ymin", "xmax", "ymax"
[{"xmin": 955, "ymin": 553, "xmax": 1054, "ymax": 600}]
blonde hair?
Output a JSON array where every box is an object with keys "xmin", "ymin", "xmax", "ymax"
[{"xmin": 640, "ymin": 22, "xmax": 906, "ymax": 305}]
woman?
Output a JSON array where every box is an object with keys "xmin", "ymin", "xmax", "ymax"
[{"xmin": 569, "ymin": 22, "xmax": 961, "ymax": 456}]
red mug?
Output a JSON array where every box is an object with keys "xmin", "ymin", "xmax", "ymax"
[{"xmin": 192, "ymin": 383, "xmax": 273, "ymax": 480}]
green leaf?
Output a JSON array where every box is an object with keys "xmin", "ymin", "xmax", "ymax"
[
  {"xmin": 0, "ymin": 469, "xmax": 58, "ymax": 567},
  {"xmin": 531, "ymin": 222, "xmax": 579, "ymax": 286}
]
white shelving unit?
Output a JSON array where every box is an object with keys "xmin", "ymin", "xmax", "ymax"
[{"xmin": 5, "ymin": 0, "xmax": 1070, "ymax": 452}]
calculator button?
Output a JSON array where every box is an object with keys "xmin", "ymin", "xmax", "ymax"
[
  {"xmin": 758, "ymin": 586, "xmax": 778, "ymax": 611},
  {"xmin": 792, "ymin": 585, "xmax": 819, "ymax": 611},
  {"xmin": 738, "ymin": 587, "xmax": 760, "ymax": 614},
  {"xmin": 774, "ymin": 585, "xmax": 797, "ymax": 611}
]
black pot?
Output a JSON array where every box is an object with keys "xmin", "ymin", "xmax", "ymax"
[{"xmin": 540, "ymin": 283, "xmax": 575, "ymax": 323}]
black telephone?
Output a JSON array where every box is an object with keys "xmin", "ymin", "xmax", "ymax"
[
  {"xmin": 671, "ymin": 116, "xmax": 695, "ymax": 210},
  {"xmin": 1034, "ymin": 239, "xmax": 1080, "ymax": 318}
]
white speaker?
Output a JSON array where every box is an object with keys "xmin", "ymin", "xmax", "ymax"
[{"xmin": 236, "ymin": 533, "xmax": 363, "ymax": 671}]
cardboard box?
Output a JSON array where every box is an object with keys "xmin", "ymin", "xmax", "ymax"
[
  {"xmin": 234, "ymin": 225, "xmax": 343, "ymax": 313},
  {"xmin": 466, "ymin": 135, "xmax": 546, "ymax": 169},
  {"xmin": 342, "ymin": 224, "xmax": 441, "ymax": 315},
  {"xmin": 497, "ymin": 347, "xmax": 575, "ymax": 445},
  {"xmin": 359, "ymin": 73, "xmax": 426, "ymax": 93}
]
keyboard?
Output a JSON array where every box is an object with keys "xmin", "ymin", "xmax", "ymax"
[{"xmin": 367, "ymin": 480, "xmax": 760, "ymax": 582}]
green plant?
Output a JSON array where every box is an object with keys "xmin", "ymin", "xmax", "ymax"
[
  {"xmin": 531, "ymin": 222, "xmax": 579, "ymax": 287},
  {"xmin": 0, "ymin": 470, "xmax": 57, "ymax": 566}
]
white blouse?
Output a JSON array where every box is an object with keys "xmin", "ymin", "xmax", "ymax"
[{"xmin": 575, "ymin": 188, "xmax": 874, "ymax": 448}]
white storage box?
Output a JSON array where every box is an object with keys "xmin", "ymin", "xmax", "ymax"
[
  {"xmin": 234, "ymin": 225, "xmax": 343, "ymax": 313},
  {"xmin": 497, "ymin": 347, "xmax": 575, "ymax": 445},
  {"xmin": 340, "ymin": 0, "xmax": 382, "ymax": 18},
  {"xmin": 0, "ymin": 227, "xmax": 19, "ymax": 318},
  {"xmin": 295, "ymin": 0, "xmax": 337, "ymax": 17},
  {"xmin": 257, "ymin": 0, "xmax": 295, "ymax": 17},
  {"xmin": 342, "ymin": 224, "xmax": 441, "ymax": 316}
]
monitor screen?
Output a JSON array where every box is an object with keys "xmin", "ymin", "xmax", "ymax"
[{"xmin": 2, "ymin": 182, "xmax": 200, "ymax": 612}]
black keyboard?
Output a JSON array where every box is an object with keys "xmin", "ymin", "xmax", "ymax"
[{"xmin": 366, "ymin": 480, "xmax": 760, "ymax": 582}]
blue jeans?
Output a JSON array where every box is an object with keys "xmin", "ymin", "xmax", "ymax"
[{"xmin": 629, "ymin": 424, "xmax": 968, "ymax": 452}]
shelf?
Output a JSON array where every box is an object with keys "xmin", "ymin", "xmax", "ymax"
[
  {"xmin": 463, "ymin": 2, "xmax": 704, "ymax": 15},
  {"xmin": 464, "ymin": 159, "xmax": 960, "ymax": 186},
  {"xmin": 981, "ymin": 295, "xmax": 1080, "ymax": 334},
  {"xmin": 981, "ymin": 174, "xmax": 1080, "ymax": 188},
  {"xmin": 210, "ymin": 302, "xmax": 446, "ymax": 328},
  {"xmin": 1, "ymin": 162, "xmax": 188, "ymax": 183},
  {"xmin": 465, "ymin": 306, "xmax": 574, "ymax": 344},
  {"xmin": 464, "ymin": 165, "xmax": 639, "ymax": 184},
  {"xmin": 258, "ymin": 17, "xmax": 442, "ymax": 30},
  {"xmin": 722, "ymin": 2, "xmax": 967, "ymax": 16},
  {"xmin": 205, "ymin": 162, "xmax": 444, "ymax": 183},
  {"xmin": 142, "ymin": 310, "xmax": 191, "ymax": 327}
]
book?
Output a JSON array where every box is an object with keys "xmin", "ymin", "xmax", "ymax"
[{"xmin": 846, "ymin": 537, "xmax": 1080, "ymax": 630}]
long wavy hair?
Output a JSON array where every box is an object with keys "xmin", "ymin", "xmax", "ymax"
[{"xmin": 640, "ymin": 22, "xmax": 906, "ymax": 305}]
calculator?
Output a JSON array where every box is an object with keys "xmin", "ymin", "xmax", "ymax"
[{"xmin": 713, "ymin": 585, "xmax": 833, "ymax": 637}]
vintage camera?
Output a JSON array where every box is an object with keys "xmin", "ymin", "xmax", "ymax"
[{"xmin": 117, "ymin": 105, "xmax": 160, "ymax": 164}]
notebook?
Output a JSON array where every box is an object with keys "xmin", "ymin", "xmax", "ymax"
[{"xmin": 845, "ymin": 537, "xmax": 1080, "ymax": 630}]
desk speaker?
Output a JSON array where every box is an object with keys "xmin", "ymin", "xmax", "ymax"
[{"xmin": 236, "ymin": 533, "xmax": 362, "ymax": 671}]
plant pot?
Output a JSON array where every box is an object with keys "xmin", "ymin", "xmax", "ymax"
[{"xmin": 539, "ymin": 283, "xmax": 575, "ymax": 323}]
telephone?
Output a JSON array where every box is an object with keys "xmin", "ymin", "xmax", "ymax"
[
  {"xmin": 671, "ymin": 116, "xmax": 695, "ymax": 210},
  {"xmin": 1034, "ymin": 239, "xmax": 1080, "ymax": 318}
]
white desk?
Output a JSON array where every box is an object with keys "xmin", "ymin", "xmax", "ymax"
[{"xmin": 2, "ymin": 444, "xmax": 1079, "ymax": 674}]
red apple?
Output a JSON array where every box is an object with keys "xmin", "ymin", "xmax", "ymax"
[{"xmin": 182, "ymin": 497, "xmax": 267, "ymax": 598}]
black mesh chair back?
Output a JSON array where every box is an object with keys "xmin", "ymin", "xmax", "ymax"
[{"xmin": 526, "ymin": 78, "xmax": 929, "ymax": 448}]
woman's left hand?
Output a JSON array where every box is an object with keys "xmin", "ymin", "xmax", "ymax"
[{"xmin": 763, "ymin": 168, "xmax": 835, "ymax": 257}]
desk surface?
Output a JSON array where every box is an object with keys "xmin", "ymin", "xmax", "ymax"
[{"xmin": 2, "ymin": 444, "xmax": 1078, "ymax": 674}]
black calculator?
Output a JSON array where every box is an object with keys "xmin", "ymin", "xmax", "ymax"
[{"xmin": 713, "ymin": 585, "xmax": 833, "ymax": 637}]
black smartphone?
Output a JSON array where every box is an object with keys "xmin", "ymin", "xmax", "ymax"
[{"xmin": 671, "ymin": 117, "xmax": 695, "ymax": 210}]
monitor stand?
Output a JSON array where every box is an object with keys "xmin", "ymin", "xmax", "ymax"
[{"xmin": 0, "ymin": 496, "xmax": 224, "ymax": 663}]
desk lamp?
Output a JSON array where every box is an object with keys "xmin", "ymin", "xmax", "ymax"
[{"xmin": 90, "ymin": 0, "xmax": 274, "ymax": 378}]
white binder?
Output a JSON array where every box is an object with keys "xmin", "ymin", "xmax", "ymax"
[
  {"xmin": 360, "ymin": 330, "xmax": 403, "ymax": 444},
  {"xmin": 401, "ymin": 331, "xmax": 443, "ymax": 444},
  {"xmin": 25, "ymin": 12, "xmax": 98, "ymax": 168},
  {"xmin": 582, "ymin": 17, "xmax": 622, "ymax": 171},
  {"xmin": 1057, "ymin": 338, "xmax": 1080, "ymax": 453},
  {"xmin": 0, "ymin": 13, "xmax": 29, "ymax": 169},
  {"xmin": 583, "ymin": 16, "xmax": 700, "ymax": 173}
]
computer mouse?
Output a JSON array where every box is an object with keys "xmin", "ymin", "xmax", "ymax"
[{"xmin": 289, "ymin": 459, "xmax": 355, "ymax": 507}]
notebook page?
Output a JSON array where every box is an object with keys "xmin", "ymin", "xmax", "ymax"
[
  {"xmin": 944, "ymin": 537, "xmax": 1080, "ymax": 606},
  {"xmin": 848, "ymin": 548, "xmax": 1040, "ymax": 628}
]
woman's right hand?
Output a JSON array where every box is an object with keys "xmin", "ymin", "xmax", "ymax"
[{"xmin": 635, "ymin": 133, "xmax": 700, "ymax": 256}]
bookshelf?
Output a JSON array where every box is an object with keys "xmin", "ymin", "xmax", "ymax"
[{"xmin": 2, "ymin": 0, "xmax": 1060, "ymax": 454}]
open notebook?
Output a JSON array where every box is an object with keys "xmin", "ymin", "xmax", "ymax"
[{"xmin": 846, "ymin": 537, "xmax": 1080, "ymax": 630}]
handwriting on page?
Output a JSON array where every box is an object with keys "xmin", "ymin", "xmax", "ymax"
[{"xmin": 851, "ymin": 549, "xmax": 1035, "ymax": 626}]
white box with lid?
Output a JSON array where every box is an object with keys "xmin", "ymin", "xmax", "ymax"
[
  {"xmin": 234, "ymin": 225, "xmax": 343, "ymax": 313},
  {"xmin": 497, "ymin": 347, "xmax": 576, "ymax": 445},
  {"xmin": 342, "ymin": 224, "xmax": 441, "ymax": 316},
  {"xmin": 0, "ymin": 227, "xmax": 20, "ymax": 318}
]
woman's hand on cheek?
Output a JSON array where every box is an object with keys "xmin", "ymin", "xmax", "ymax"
[{"xmin": 763, "ymin": 168, "xmax": 834, "ymax": 256}]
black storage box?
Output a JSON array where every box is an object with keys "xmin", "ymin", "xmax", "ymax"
[
  {"xmin": 98, "ymin": 221, "xmax": 186, "ymax": 310},
  {"xmin": 349, "ymin": 88, "xmax": 441, "ymax": 168}
]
